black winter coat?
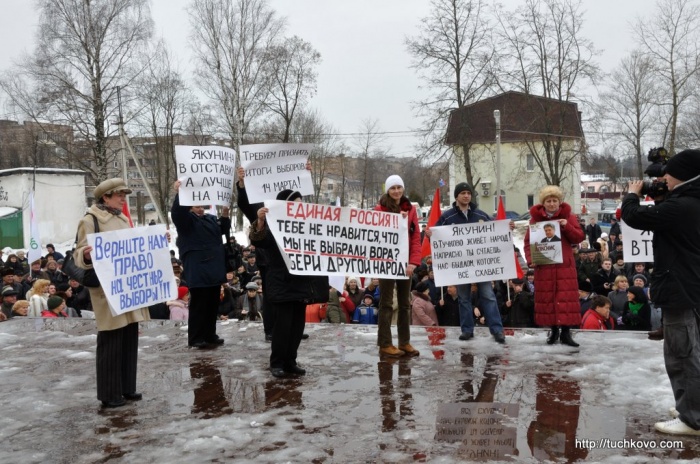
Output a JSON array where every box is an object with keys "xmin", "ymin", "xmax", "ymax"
[
  {"xmin": 171, "ymin": 194, "xmax": 228, "ymax": 289},
  {"xmin": 621, "ymin": 178, "xmax": 700, "ymax": 310}
]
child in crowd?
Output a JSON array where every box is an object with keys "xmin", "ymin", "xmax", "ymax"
[
  {"xmin": 168, "ymin": 286, "xmax": 190, "ymax": 321},
  {"xmin": 352, "ymin": 294, "xmax": 379, "ymax": 325}
]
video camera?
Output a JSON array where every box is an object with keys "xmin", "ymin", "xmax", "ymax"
[{"xmin": 640, "ymin": 147, "xmax": 670, "ymax": 198}]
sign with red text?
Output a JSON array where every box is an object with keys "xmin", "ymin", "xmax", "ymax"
[
  {"xmin": 240, "ymin": 143, "xmax": 315, "ymax": 203},
  {"xmin": 264, "ymin": 200, "xmax": 409, "ymax": 278},
  {"xmin": 429, "ymin": 220, "xmax": 516, "ymax": 286},
  {"xmin": 87, "ymin": 225, "xmax": 177, "ymax": 316},
  {"xmin": 620, "ymin": 220, "xmax": 654, "ymax": 263},
  {"xmin": 175, "ymin": 145, "xmax": 236, "ymax": 206}
]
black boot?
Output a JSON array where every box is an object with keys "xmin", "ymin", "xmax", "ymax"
[
  {"xmin": 560, "ymin": 327, "xmax": 579, "ymax": 347},
  {"xmin": 547, "ymin": 326, "xmax": 560, "ymax": 345}
]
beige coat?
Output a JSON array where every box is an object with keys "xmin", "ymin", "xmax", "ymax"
[{"xmin": 74, "ymin": 204, "xmax": 150, "ymax": 331}]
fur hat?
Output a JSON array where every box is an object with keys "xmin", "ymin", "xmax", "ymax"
[
  {"xmin": 453, "ymin": 182, "xmax": 473, "ymax": 198},
  {"xmin": 384, "ymin": 175, "xmax": 404, "ymax": 193},
  {"xmin": 1, "ymin": 268, "xmax": 15, "ymax": 277},
  {"xmin": 245, "ymin": 282, "xmax": 259, "ymax": 291},
  {"xmin": 538, "ymin": 185, "xmax": 564, "ymax": 205},
  {"xmin": 665, "ymin": 149, "xmax": 700, "ymax": 182},
  {"xmin": 94, "ymin": 178, "xmax": 132, "ymax": 199},
  {"xmin": 47, "ymin": 295, "xmax": 64, "ymax": 311},
  {"xmin": 177, "ymin": 286, "xmax": 189, "ymax": 300},
  {"xmin": 276, "ymin": 189, "xmax": 302, "ymax": 201},
  {"xmin": 1, "ymin": 285, "xmax": 18, "ymax": 297}
]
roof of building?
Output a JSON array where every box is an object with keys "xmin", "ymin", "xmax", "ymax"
[{"xmin": 444, "ymin": 91, "xmax": 584, "ymax": 146}]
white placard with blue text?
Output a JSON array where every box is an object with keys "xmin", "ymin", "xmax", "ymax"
[
  {"xmin": 175, "ymin": 145, "xmax": 236, "ymax": 206},
  {"xmin": 429, "ymin": 220, "xmax": 516, "ymax": 286},
  {"xmin": 263, "ymin": 200, "xmax": 409, "ymax": 279},
  {"xmin": 87, "ymin": 225, "xmax": 177, "ymax": 316},
  {"xmin": 239, "ymin": 143, "xmax": 315, "ymax": 203},
  {"xmin": 620, "ymin": 220, "xmax": 654, "ymax": 263}
]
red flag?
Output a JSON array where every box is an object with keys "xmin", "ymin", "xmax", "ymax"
[
  {"xmin": 496, "ymin": 196, "xmax": 524, "ymax": 279},
  {"xmin": 421, "ymin": 187, "xmax": 442, "ymax": 259},
  {"xmin": 122, "ymin": 202, "xmax": 134, "ymax": 227}
]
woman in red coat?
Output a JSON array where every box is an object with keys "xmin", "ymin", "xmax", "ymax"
[
  {"xmin": 375, "ymin": 175, "xmax": 422, "ymax": 357},
  {"xmin": 524, "ymin": 185, "xmax": 585, "ymax": 346}
]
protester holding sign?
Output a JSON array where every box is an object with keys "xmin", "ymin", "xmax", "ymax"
[
  {"xmin": 171, "ymin": 180, "xmax": 229, "ymax": 349},
  {"xmin": 524, "ymin": 185, "xmax": 584, "ymax": 347},
  {"xmin": 425, "ymin": 182, "xmax": 508, "ymax": 344},
  {"xmin": 374, "ymin": 175, "xmax": 422, "ymax": 357},
  {"xmin": 250, "ymin": 190, "xmax": 329, "ymax": 378},
  {"xmin": 73, "ymin": 178, "xmax": 150, "ymax": 408}
]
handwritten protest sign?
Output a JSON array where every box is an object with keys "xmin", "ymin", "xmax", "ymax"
[
  {"xmin": 264, "ymin": 200, "xmax": 408, "ymax": 278},
  {"xmin": 239, "ymin": 143, "xmax": 314, "ymax": 203},
  {"xmin": 621, "ymin": 220, "xmax": 654, "ymax": 263},
  {"xmin": 175, "ymin": 145, "xmax": 236, "ymax": 206},
  {"xmin": 528, "ymin": 221, "xmax": 564, "ymax": 265},
  {"xmin": 429, "ymin": 220, "xmax": 516, "ymax": 286},
  {"xmin": 87, "ymin": 225, "xmax": 177, "ymax": 316}
]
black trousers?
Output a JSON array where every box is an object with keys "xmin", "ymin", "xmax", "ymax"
[
  {"xmin": 269, "ymin": 301, "xmax": 306, "ymax": 369},
  {"xmin": 188, "ymin": 286, "xmax": 221, "ymax": 345},
  {"xmin": 96, "ymin": 322, "xmax": 139, "ymax": 402}
]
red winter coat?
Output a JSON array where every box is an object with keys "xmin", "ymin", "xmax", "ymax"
[
  {"xmin": 375, "ymin": 195, "xmax": 422, "ymax": 268},
  {"xmin": 524, "ymin": 202, "xmax": 584, "ymax": 327},
  {"xmin": 580, "ymin": 308, "xmax": 615, "ymax": 330}
]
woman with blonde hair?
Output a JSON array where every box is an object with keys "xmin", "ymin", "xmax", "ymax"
[
  {"xmin": 27, "ymin": 279, "xmax": 51, "ymax": 317},
  {"xmin": 607, "ymin": 275, "xmax": 629, "ymax": 320},
  {"xmin": 524, "ymin": 185, "xmax": 585, "ymax": 346}
]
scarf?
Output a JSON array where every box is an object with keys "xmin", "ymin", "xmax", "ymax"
[
  {"xmin": 96, "ymin": 203, "xmax": 122, "ymax": 216},
  {"xmin": 628, "ymin": 301, "xmax": 643, "ymax": 315}
]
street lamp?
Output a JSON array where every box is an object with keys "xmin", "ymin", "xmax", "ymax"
[{"xmin": 494, "ymin": 109, "xmax": 501, "ymax": 211}]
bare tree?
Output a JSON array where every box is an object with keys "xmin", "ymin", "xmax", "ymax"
[
  {"xmin": 635, "ymin": 0, "xmax": 700, "ymax": 156},
  {"xmin": 405, "ymin": 0, "xmax": 496, "ymax": 185},
  {"xmin": 0, "ymin": 0, "xmax": 153, "ymax": 185},
  {"xmin": 598, "ymin": 51, "xmax": 661, "ymax": 177},
  {"xmin": 262, "ymin": 36, "xmax": 321, "ymax": 143},
  {"xmin": 354, "ymin": 119, "xmax": 387, "ymax": 208},
  {"xmin": 188, "ymin": 0, "xmax": 284, "ymax": 149},
  {"xmin": 494, "ymin": 0, "xmax": 599, "ymax": 186},
  {"xmin": 132, "ymin": 42, "xmax": 194, "ymax": 225}
]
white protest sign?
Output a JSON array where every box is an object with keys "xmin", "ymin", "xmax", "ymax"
[
  {"xmin": 621, "ymin": 220, "xmax": 654, "ymax": 263},
  {"xmin": 528, "ymin": 221, "xmax": 564, "ymax": 265},
  {"xmin": 87, "ymin": 225, "xmax": 177, "ymax": 316},
  {"xmin": 430, "ymin": 220, "xmax": 516, "ymax": 286},
  {"xmin": 264, "ymin": 200, "xmax": 409, "ymax": 279},
  {"xmin": 175, "ymin": 145, "xmax": 236, "ymax": 206},
  {"xmin": 239, "ymin": 143, "xmax": 314, "ymax": 203}
]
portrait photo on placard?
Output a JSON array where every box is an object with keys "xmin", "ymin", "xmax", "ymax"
[{"xmin": 529, "ymin": 221, "xmax": 563, "ymax": 265}]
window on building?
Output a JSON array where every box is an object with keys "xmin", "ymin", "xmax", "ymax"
[
  {"xmin": 526, "ymin": 154, "xmax": 535, "ymax": 171},
  {"xmin": 527, "ymin": 194, "xmax": 534, "ymax": 208}
]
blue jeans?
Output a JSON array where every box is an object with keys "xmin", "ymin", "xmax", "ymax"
[{"xmin": 456, "ymin": 281, "xmax": 504, "ymax": 335}]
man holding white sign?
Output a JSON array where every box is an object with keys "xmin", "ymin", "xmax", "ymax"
[{"xmin": 426, "ymin": 182, "xmax": 511, "ymax": 344}]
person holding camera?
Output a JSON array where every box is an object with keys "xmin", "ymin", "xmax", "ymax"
[{"xmin": 621, "ymin": 149, "xmax": 700, "ymax": 436}]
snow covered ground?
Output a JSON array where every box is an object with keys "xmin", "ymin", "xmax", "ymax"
[{"xmin": 0, "ymin": 319, "xmax": 697, "ymax": 463}]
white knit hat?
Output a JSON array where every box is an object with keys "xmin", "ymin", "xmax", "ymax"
[{"xmin": 385, "ymin": 175, "xmax": 404, "ymax": 193}]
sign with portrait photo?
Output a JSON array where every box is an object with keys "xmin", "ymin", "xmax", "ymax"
[{"xmin": 529, "ymin": 221, "xmax": 564, "ymax": 265}]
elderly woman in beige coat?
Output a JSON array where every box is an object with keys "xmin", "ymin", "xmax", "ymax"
[{"xmin": 74, "ymin": 178, "xmax": 150, "ymax": 408}]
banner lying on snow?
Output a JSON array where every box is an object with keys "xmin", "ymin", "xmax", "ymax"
[
  {"xmin": 240, "ymin": 143, "xmax": 315, "ymax": 203},
  {"xmin": 87, "ymin": 224, "xmax": 177, "ymax": 316},
  {"xmin": 429, "ymin": 220, "xmax": 516, "ymax": 286},
  {"xmin": 175, "ymin": 145, "xmax": 236, "ymax": 206},
  {"xmin": 264, "ymin": 200, "xmax": 409, "ymax": 279}
]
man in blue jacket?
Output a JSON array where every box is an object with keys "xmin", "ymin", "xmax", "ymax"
[
  {"xmin": 622, "ymin": 149, "xmax": 700, "ymax": 436},
  {"xmin": 427, "ymin": 182, "xmax": 506, "ymax": 343}
]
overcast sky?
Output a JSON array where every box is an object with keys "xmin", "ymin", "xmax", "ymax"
[{"xmin": 0, "ymin": 0, "xmax": 658, "ymax": 157}]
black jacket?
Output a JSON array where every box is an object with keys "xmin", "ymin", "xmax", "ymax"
[
  {"xmin": 621, "ymin": 178, "xmax": 700, "ymax": 310},
  {"xmin": 171, "ymin": 194, "xmax": 228, "ymax": 289}
]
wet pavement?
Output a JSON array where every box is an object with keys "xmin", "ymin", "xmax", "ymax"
[{"xmin": 0, "ymin": 318, "xmax": 698, "ymax": 463}]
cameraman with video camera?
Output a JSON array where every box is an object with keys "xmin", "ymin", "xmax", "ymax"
[{"xmin": 621, "ymin": 149, "xmax": 700, "ymax": 436}]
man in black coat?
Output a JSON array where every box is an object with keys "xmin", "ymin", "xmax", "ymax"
[
  {"xmin": 171, "ymin": 181, "xmax": 228, "ymax": 348},
  {"xmin": 585, "ymin": 217, "xmax": 602, "ymax": 246},
  {"xmin": 622, "ymin": 149, "xmax": 700, "ymax": 436}
]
